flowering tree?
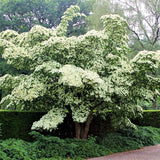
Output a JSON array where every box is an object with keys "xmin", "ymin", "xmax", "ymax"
[{"xmin": 0, "ymin": 6, "xmax": 160, "ymax": 139}]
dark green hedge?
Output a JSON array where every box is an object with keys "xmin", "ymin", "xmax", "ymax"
[
  {"xmin": 133, "ymin": 110, "xmax": 160, "ymax": 128},
  {"xmin": 0, "ymin": 110, "xmax": 160, "ymax": 140},
  {"xmin": 0, "ymin": 111, "xmax": 45, "ymax": 141},
  {"xmin": 0, "ymin": 111, "xmax": 76, "ymax": 141}
]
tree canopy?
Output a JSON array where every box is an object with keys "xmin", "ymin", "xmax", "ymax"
[{"xmin": 0, "ymin": 5, "xmax": 160, "ymax": 139}]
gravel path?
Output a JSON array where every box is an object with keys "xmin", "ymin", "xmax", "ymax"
[{"xmin": 86, "ymin": 144, "xmax": 160, "ymax": 160}]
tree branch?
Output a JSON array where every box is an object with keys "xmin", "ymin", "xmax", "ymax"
[
  {"xmin": 152, "ymin": 27, "xmax": 160, "ymax": 47},
  {"xmin": 128, "ymin": 26, "xmax": 146, "ymax": 49}
]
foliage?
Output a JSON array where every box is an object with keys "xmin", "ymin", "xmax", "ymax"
[
  {"xmin": 0, "ymin": 0, "xmax": 92, "ymax": 99},
  {"xmin": 0, "ymin": 138, "xmax": 34, "ymax": 160},
  {"xmin": 0, "ymin": 123, "xmax": 2, "ymax": 137},
  {"xmin": 120, "ymin": 126, "xmax": 160, "ymax": 145},
  {"xmin": 0, "ymin": 126, "xmax": 160, "ymax": 159},
  {"xmin": 0, "ymin": 131, "xmax": 108, "ymax": 159},
  {"xmin": 64, "ymin": 137, "xmax": 109, "ymax": 158},
  {"xmin": 29, "ymin": 131, "xmax": 108, "ymax": 159},
  {"xmin": 1, "ymin": 110, "xmax": 160, "ymax": 141},
  {"xmin": 97, "ymin": 126, "xmax": 160, "ymax": 153},
  {"xmin": 0, "ymin": 111, "xmax": 46, "ymax": 141},
  {"xmin": 0, "ymin": 5, "xmax": 160, "ymax": 138},
  {"xmin": 0, "ymin": 55, "xmax": 18, "ymax": 77},
  {"xmin": 98, "ymin": 133, "xmax": 143, "ymax": 152},
  {"xmin": 30, "ymin": 131, "xmax": 77, "ymax": 159},
  {"xmin": 134, "ymin": 110, "xmax": 160, "ymax": 128}
]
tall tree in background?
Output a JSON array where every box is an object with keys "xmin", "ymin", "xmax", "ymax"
[
  {"xmin": 89, "ymin": 0, "xmax": 160, "ymax": 53},
  {"xmin": 117, "ymin": 0, "xmax": 160, "ymax": 52},
  {"xmin": 87, "ymin": 0, "xmax": 124, "ymax": 30},
  {"xmin": 0, "ymin": 0, "xmax": 92, "ymax": 35}
]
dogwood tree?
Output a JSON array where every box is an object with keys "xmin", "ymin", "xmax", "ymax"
[{"xmin": 0, "ymin": 5, "xmax": 160, "ymax": 139}]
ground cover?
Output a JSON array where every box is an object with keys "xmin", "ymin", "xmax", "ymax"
[{"xmin": 0, "ymin": 126, "xmax": 160, "ymax": 160}]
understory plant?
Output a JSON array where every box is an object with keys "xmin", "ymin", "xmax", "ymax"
[
  {"xmin": 0, "ymin": 126, "xmax": 160, "ymax": 159},
  {"xmin": 97, "ymin": 126, "xmax": 160, "ymax": 152}
]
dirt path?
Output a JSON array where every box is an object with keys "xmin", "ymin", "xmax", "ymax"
[{"xmin": 86, "ymin": 144, "xmax": 160, "ymax": 160}]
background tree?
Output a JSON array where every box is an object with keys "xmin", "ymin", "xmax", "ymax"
[
  {"xmin": 0, "ymin": 6, "xmax": 160, "ymax": 139},
  {"xmin": 87, "ymin": 0, "xmax": 124, "ymax": 31},
  {"xmin": 88, "ymin": 0, "xmax": 160, "ymax": 53},
  {"xmin": 116, "ymin": 0, "xmax": 160, "ymax": 51},
  {"xmin": 0, "ymin": 0, "xmax": 92, "ymax": 35}
]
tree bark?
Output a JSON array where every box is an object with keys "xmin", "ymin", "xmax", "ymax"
[
  {"xmin": 75, "ymin": 121, "xmax": 91, "ymax": 139},
  {"xmin": 82, "ymin": 110, "xmax": 93, "ymax": 139},
  {"xmin": 75, "ymin": 122, "xmax": 81, "ymax": 139},
  {"xmin": 75, "ymin": 101, "xmax": 104, "ymax": 139}
]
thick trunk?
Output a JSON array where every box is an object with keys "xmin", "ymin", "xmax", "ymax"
[
  {"xmin": 75, "ymin": 122, "xmax": 90, "ymax": 139},
  {"xmin": 75, "ymin": 122, "xmax": 85, "ymax": 139},
  {"xmin": 75, "ymin": 102, "xmax": 104, "ymax": 139},
  {"xmin": 75, "ymin": 110, "xmax": 93, "ymax": 139},
  {"xmin": 82, "ymin": 110, "xmax": 93, "ymax": 139},
  {"xmin": 75, "ymin": 122, "xmax": 81, "ymax": 139}
]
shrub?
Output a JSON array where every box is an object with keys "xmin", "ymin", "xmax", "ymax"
[
  {"xmin": 30, "ymin": 131, "xmax": 77, "ymax": 158},
  {"xmin": 97, "ymin": 126, "xmax": 160, "ymax": 153},
  {"xmin": 0, "ymin": 126, "xmax": 160, "ymax": 159},
  {"xmin": 119, "ymin": 126, "xmax": 160, "ymax": 145},
  {"xmin": 97, "ymin": 132, "xmax": 142, "ymax": 152},
  {"xmin": 0, "ymin": 138, "xmax": 35, "ymax": 160},
  {"xmin": 29, "ymin": 131, "xmax": 109, "ymax": 159},
  {"xmin": 64, "ymin": 137, "xmax": 110, "ymax": 158}
]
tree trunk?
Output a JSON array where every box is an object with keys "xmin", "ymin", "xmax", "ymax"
[
  {"xmin": 75, "ymin": 122, "xmax": 81, "ymax": 139},
  {"xmin": 75, "ymin": 122, "xmax": 91, "ymax": 139},
  {"xmin": 75, "ymin": 102, "xmax": 104, "ymax": 139},
  {"xmin": 75, "ymin": 110, "xmax": 93, "ymax": 139},
  {"xmin": 152, "ymin": 98, "xmax": 157, "ymax": 110},
  {"xmin": 82, "ymin": 110, "xmax": 93, "ymax": 139}
]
